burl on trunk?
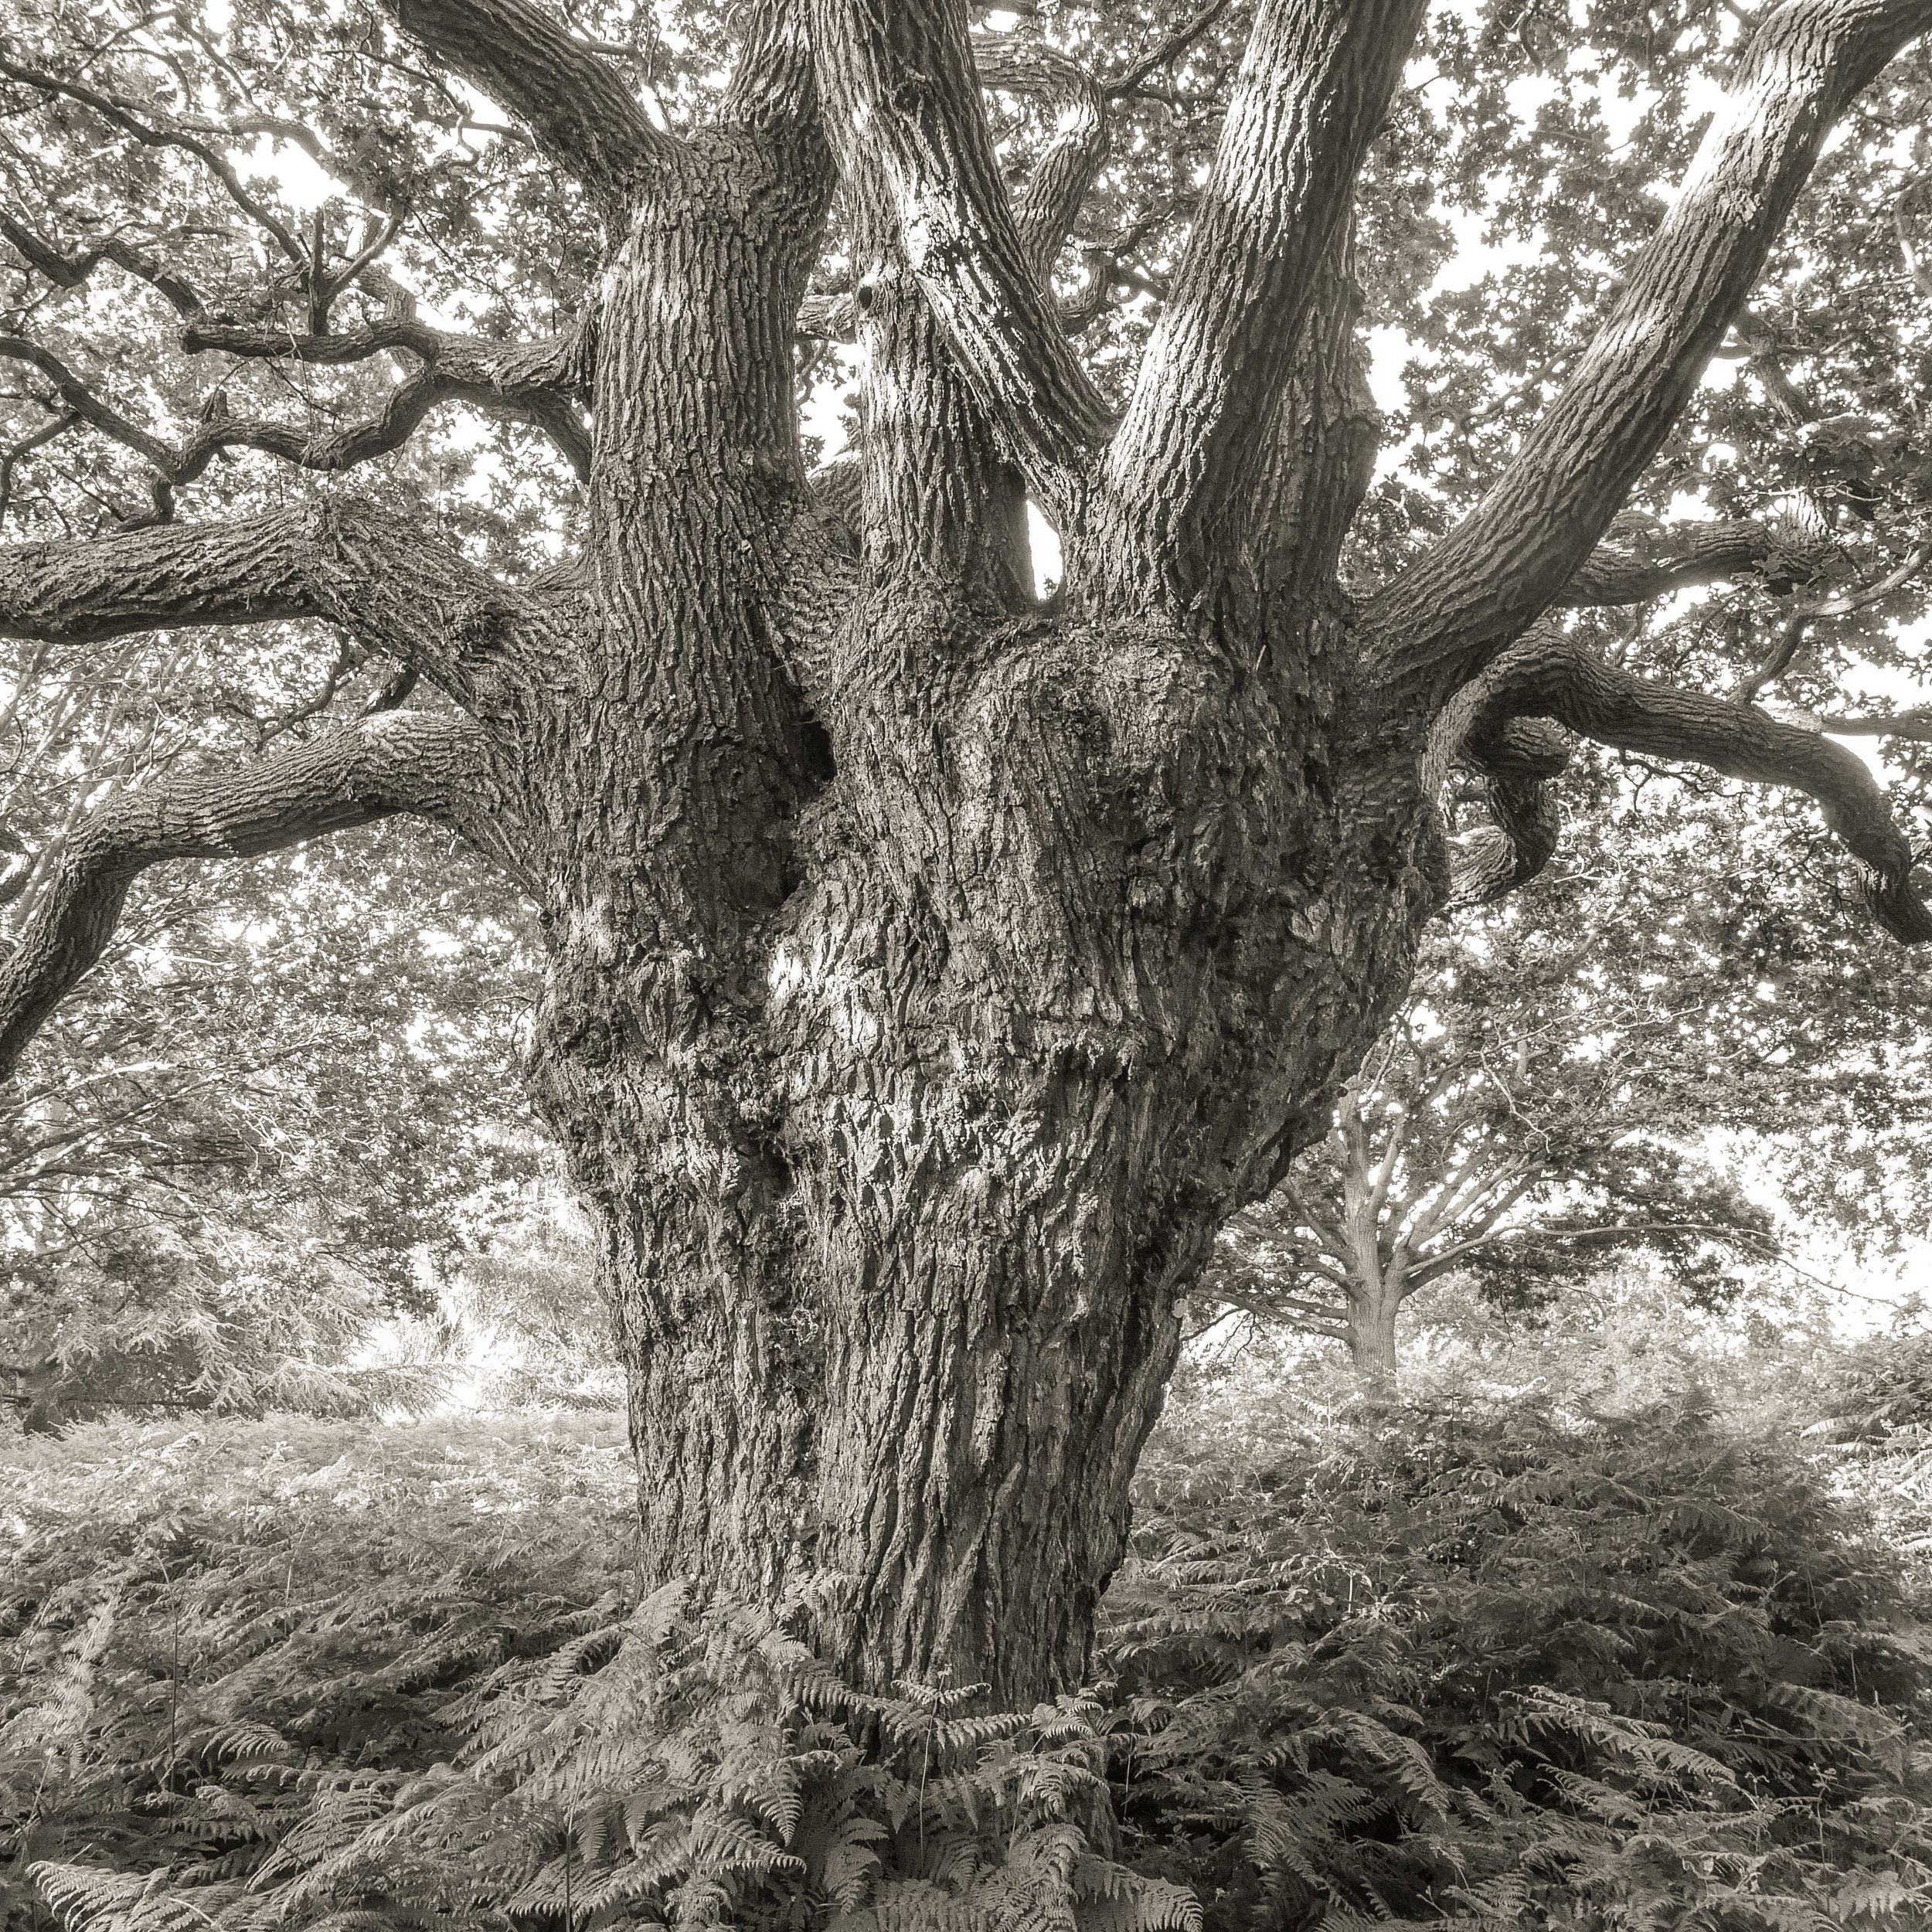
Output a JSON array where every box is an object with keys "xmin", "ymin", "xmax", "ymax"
[{"xmin": 5, "ymin": 0, "xmax": 1932, "ymax": 1705}]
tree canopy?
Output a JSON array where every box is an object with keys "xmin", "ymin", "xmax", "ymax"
[{"xmin": 7, "ymin": 0, "xmax": 1932, "ymax": 1701}]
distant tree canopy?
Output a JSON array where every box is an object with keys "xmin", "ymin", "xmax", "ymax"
[
  {"xmin": 1209, "ymin": 763, "xmax": 1932, "ymax": 1378},
  {"xmin": 6, "ymin": 0, "xmax": 1932, "ymax": 1699}
]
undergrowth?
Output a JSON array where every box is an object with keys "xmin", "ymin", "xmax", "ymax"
[{"xmin": 3, "ymin": 1382, "xmax": 1930, "ymax": 1930}]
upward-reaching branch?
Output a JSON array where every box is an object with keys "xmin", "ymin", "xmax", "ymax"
[
  {"xmin": 974, "ymin": 36, "xmax": 1111, "ymax": 277},
  {"xmin": 383, "ymin": 0, "xmax": 673, "ymax": 209},
  {"xmin": 810, "ymin": 0, "xmax": 1112, "ymax": 526},
  {"xmin": 1366, "ymin": 0, "xmax": 1932, "ymax": 710},
  {"xmin": 1087, "ymin": 0, "xmax": 1427, "ymax": 612}
]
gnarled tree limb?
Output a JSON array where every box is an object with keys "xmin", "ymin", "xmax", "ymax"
[
  {"xmin": 1472, "ymin": 629, "xmax": 1932, "ymax": 940},
  {"xmin": 1366, "ymin": 0, "xmax": 1932, "ymax": 707},
  {"xmin": 0, "ymin": 712, "xmax": 504, "ymax": 1080},
  {"xmin": 1089, "ymin": 0, "xmax": 1428, "ymax": 610},
  {"xmin": 0, "ymin": 213, "xmax": 205, "ymax": 321},
  {"xmin": 975, "ymin": 36, "xmax": 1111, "ymax": 277},
  {"xmin": 383, "ymin": 0, "xmax": 673, "ymax": 209},
  {"xmin": 0, "ymin": 322, "xmax": 590, "ymax": 488}
]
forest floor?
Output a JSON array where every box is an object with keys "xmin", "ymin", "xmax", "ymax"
[{"xmin": 5, "ymin": 1294, "xmax": 1932, "ymax": 1930}]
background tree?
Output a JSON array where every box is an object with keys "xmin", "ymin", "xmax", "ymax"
[
  {"xmin": 1212, "ymin": 739, "xmax": 1932, "ymax": 1382},
  {"xmin": 1206, "ymin": 905, "xmax": 1775, "ymax": 1384},
  {"xmin": 5, "ymin": 0, "xmax": 1932, "ymax": 1703}
]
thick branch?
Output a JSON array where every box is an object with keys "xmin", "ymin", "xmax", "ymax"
[
  {"xmin": 0, "ymin": 713, "xmax": 496, "ymax": 1080},
  {"xmin": 0, "ymin": 506, "xmax": 536, "ymax": 712},
  {"xmin": 975, "ymin": 36, "xmax": 1111, "ymax": 276},
  {"xmin": 1449, "ymin": 771, "xmax": 1566, "ymax": 908},
  {"xmin": 811, "ymin": 0, "xmax": 1112, "ymax": 523},
  {"xmin": 1556, "ymin": 518, "xmax": 1782, "ymax": 607},
  {"xmin": 1089, "ymin": 0, "xmax": 1427, "ymax": 610},
  {"xmin": 383, "ymin": 0, "xmax": 672, "ymax": 206},
  {"xmin": 1425, "ymin": 653, "xmax": 1573, "ymax": 908},
  {"xmin": 723, "ymin": 0, "xmax": 821, "ymax": 139},
  {"xmin": 1367, "ymin": 0, "xmax": 1932, "ymax": 704},
  {"xmin": 1477, "ymin": 630, "xmax": 1932, "ymax": 941}
]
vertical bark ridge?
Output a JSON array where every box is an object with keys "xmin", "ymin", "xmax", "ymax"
[
  {"xmin": 528, "ymin": 116, "xmax": 841, "ymax": 1630},
  {"xmin": 1081, "ymin": 0, "xmax": 1427, "ymax": 617},
  {"xmin": 811, "ymin": 0, "xmax": 1108, "ymax": 564}
]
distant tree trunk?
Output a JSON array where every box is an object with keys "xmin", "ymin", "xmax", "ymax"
[{"xmin": 1345, "ymin": 1277, "xmax": 1406, "ymax": 1386}]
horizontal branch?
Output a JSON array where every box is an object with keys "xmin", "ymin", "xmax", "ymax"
[
  {"xmin": 1476, "ymin": 629, "xmax": 1932, "ymax": 941},
  {"xmin": 1555, "ymin": 518, "xmax": 1780, "ymax": 607},
  {"xmin": 0, "ymin": 713, "xmax": 495, "ymax": 1080},
  {"xmin": 1368, "ymin": 0, "xmax": 1932, "ymax": 706},
  {"xmin": 0, "ymin": 322, "xmax": 590, "ymax": 491},
  {"xmin": 383, "ymin": 0, "xmax": 673, "ymax": 208},
  {"xmin": 1815, "ymin": 706, "xmax": 1932, "ymax": 741},
  {"xmin": 0, "ymin": 505, "xmax": 538, "ymax": 711}
]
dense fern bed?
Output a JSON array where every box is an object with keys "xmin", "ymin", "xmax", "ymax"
[{"xmin": 5, "ymin": 1391, "xmax": 1930, "ymax": 1930}]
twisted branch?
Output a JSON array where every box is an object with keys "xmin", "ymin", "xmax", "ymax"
[
  {"xmin": 1472, "ymin": 630, "xmax": 1932, "ymax": 941},
  {"xmin": 0, "ymin": 713, "xmax": 502, "ymax": 1081}
]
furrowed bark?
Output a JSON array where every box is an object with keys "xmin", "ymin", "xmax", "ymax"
[
  {"xmin": 1475, "ymin": 631, "xmax": 1932, "ymax": 940},
  {"xmin": 12, "ymin": 0, "xmax": 1930, "ymax": 1717},
  {"xmin": 810, "ymin": 0, "xmax": 1111, "ymax": 528},
  {"xmin": 723, "ymin": 0, "xmax": 820, "ymax": 140},
  {"xmin": 1368, "ymin": 0, "xmax": 1932, "ymax": 707},
  {"xmin": 1556, "ymin": 518, "xmax": 1784, "ymax": 607},
  {"xmin": 1084, "ymin": 0, "xmax": 1427, "ymax": 612},
  {"xmin": 1249, "ymin": 229, "xmax": 1379, "ymax": 611},
  {"xmin": 0, "ymin": 713, "xmax": 499, "ymax": 1080},
  {"xmin": 383, "ymin": 0, "xmax": 672, "ymax": 209},
  {"xmin": 975, "ymin": 37, "xmax": 1111, "ymax": 276}
]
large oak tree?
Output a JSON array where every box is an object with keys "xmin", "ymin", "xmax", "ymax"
[{"xmin": 5, "ymin": 0, "xmax": 1932, "ymax": 1704}]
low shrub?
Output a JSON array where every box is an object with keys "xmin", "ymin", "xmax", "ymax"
[{"xmin": 3, "ymin": 1383, "xmax": 1929, "ymax": 1929}]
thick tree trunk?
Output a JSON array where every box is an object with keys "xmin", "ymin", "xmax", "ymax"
[
  {"xmin": 1345, "ymin": 1280, "xmax": 1403, "ymax": 1386},
  {"xmin": 532, "ymin": 580, "xmax": 1438, "ymax": 1706}
]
